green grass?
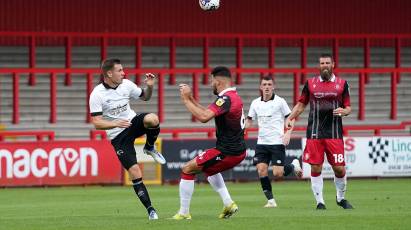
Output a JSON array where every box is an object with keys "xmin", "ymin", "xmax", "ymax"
[{"xmin": 1, "ymin": 178, "xmax": 410, "ymax": 230}]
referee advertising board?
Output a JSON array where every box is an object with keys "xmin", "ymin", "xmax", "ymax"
[{"xmin": 161, "ymin": 138, "xmax": 303, "ymax": 182}]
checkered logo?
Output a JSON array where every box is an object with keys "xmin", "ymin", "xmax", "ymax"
[{"xmin": 368, "ymin": 138, "xmax": 389, "ymax": 164}]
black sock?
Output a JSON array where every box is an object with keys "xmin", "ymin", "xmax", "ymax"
[
  {"xmin": 284, "ymin": 164, "xmax": 294, "ymax": 176},
  {"xmin": 260, "ymin": 176, "xmax": 273, "ymax": 200},
  {"xmin": 144, "ymin": 125, "xmax": 160, "ymax": 150},
  {"xmin": 132, "ymin": 178, "xmax": 154, "ymax": 214}
]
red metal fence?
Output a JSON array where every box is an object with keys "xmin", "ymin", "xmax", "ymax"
[{"xmin": 1, "ymin": 32, "xmax": 411, "ymax": 124}]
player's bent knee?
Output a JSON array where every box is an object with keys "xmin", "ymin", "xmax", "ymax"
[
  {"xmin": 182, "ymin": 165, "xmax": 195, "ymax": 175},
  {"xmin": 143, "ymin": 113, "xmax": 159, "ymax": 127}
]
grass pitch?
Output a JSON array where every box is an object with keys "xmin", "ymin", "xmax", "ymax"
[{"xmin": 1, "ymin": 178, "xmax": 410, "ymax": 230}]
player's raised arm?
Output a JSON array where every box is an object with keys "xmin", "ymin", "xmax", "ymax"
[
  {"xmin": 179, "ymin": 83, "xmax": 215, "ymax": 123},
  {"xmin": 285, "ymin": 102, "xmax": 306, "ymax": 129},
  {"xmin": 140, "ymin": 73, "xmax": 155, "ymax": 101}
]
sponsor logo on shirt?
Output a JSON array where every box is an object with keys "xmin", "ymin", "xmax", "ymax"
[{"xmin": 215, "ymin": 98, "xmax": 225, "ymax": 107}]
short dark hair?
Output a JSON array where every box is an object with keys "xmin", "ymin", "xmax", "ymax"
[
  {"xmin": 260, "ymin": 75, "xmax": 274, "ymax": 83},
  {"xmin": 319, "ymin": 53, "xmax": 334, "ymax": 62},
  {"xmin": 101, "ymin": 58, "xmax": 121, "ymax": 77},
  {"xmin": 211, "ymin": 66, "xmax": 231, "ymax": 78}
]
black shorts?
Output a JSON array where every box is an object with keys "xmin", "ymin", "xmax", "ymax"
[
  {"xmin": 252, "ymin": 144, "xmax": 286, "ymax": 166},
  {"xmin": 110, "ymin": 113, "xmax": 149, "ymax": 170}
]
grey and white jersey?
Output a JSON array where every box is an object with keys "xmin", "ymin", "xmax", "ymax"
[
  {"xmin": 89, "ymin": 79, "xmax": 143, "ymax": 139},
  {"xmin": 248, "ymin": 95, "xmax": 291, "ymax": 145}
]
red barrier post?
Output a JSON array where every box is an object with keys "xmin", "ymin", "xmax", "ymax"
[
  {"xmin": 202, "ymin": 37, "xmax": 209, "ymax": 85},
  {"xmin": 28, "ymin": 36, "xmax": 36, "ymax": 86},
  {"xmin": 343, "ymin": 128, "xmax": 348, "ymax": 136},
  {"xmin": 64, "ymin": 36, "xmax": 72, "ymax": 86},
  {"xmin": 390, "ymin": 72, "xmax": 397, "ymax": 120},
  {"xmin": 135, "ymin": 37, "xmax": 142, "ymax": 85},
  {"xmin": 172, "ymin": 132, "xmax": 179, "ymax": 139},
  {"xmin": 90, "ymin": 130, "xmax": 107, "ymax": 140},
  {"xmin": 86, "ymin": 72, "xmax": 93, "ymax": 123},
  {"xmin": 358, "ymin": 72, "xmax": 365, "ymax": 120},
  {"xmin": 169, "ymin": 37, "xmax": 176, "ymax": 85},
  {"xmin": 207, "ymin": 130, "xmax": 214, "ymax": 138},
  {"xmin": 49, "ymin": 72, "xmax": 57, "ymax": 123},
  {"xmin": 49, "ymin": 131, "xmax": 55, "ymax": 140},
  {"xmin": 12, "ymin": 72, "xmax": 19, "ymax": 124},
  {"xmin": 158, "ymin": 73, "xmax": 164, "ymax": 122},
  {"xmin": 236, "ymin": 37, "xmax": 243, "ymax": 85},
  {"xmin": 375, "ymin": 129, "xmax": 381, "ymax": 136}
]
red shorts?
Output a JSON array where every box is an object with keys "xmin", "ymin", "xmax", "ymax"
[
  {"xmin": 303, "ymin": 139, "xmax": 345, "ymax": 166},
  {"xmin": 195, "ymin": 148, "xmax": 246, "ymax": 176}
]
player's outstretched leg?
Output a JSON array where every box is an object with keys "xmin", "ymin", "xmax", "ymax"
[
  {"xmin": 172, "ymin": 173, "xmax": 195, "ymax": 220},
  {"xmin": 132, "ymin": 178, "xmax": 158, "ymax": 219},
  {"xmin": 207, "ymin": 173, "xmax": 239, "ymax": 218}
]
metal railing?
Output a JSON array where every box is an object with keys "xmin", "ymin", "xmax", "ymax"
[{"xmin": 1, "ymin": 32, "xmax": 410, "ymax": 124}]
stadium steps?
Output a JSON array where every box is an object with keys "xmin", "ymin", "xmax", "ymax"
[{"xmin": 1, "ymin": 46, "xmax": 411, "ymax": 139}]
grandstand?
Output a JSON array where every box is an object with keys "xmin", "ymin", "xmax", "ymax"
[
  {"xmin": 0, "ymin": 1, "xmax": 410, "ymax": 182},
  {"xmin": 1, "ymin": 37, "xmax": 411, "ymax": 139}
]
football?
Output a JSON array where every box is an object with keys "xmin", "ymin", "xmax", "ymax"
[{"xmin": 199, "ymin": 0, "xmax": 220, "ymax": 11}]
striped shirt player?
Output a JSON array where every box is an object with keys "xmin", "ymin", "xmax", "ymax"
[
  {"xmin": 286, "ymin": 54, "xmax": 354, "ymax": 210},
  {"xmin": 299, "ymin": 74, "xmax": 350, "ymax": 163},
  {"xmin": 173, "ymin": 66, "xmax": 246, "ymax": 220},
  {"xmin": 89, "ymin": 58, "xmax": 166, "ymax": 220},
  {"xmin": 246, "ymin": 75, "xmax": 302, "ymax": 208}
]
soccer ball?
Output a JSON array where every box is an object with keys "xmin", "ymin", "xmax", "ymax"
[{"xmin": 199, "ymin": 0, "xmax": 220, "ymax": 11}]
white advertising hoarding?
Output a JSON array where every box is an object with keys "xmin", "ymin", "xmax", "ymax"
[{"xmin": 302, "ymin": 137, "xmax": 411, "ymax": 178}]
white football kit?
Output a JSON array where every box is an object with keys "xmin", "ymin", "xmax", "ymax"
[
  {"xmin": 247, "ymin": 95, "xmax": 291, "ymax": 145},
  {"xmin": 89, "ymin": 79, "xmax": 143, "ymax": 139}
]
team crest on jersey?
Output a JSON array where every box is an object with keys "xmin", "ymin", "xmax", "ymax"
[
  {"xmin": 215, "ymin": 98, "xmax": 225, "ymax": 107},
  {"xmin": 335, "ymin": 84, "xmax": 340, "ymax": 90}
]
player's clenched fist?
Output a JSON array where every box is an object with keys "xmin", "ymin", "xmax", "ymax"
[
  {"xmin": 179, "ymin": 83, "xmax": 192, "ymax": 100},
  {"xmin": 144, "ymin": 73, "xmax": 156, "ymax": 86}
]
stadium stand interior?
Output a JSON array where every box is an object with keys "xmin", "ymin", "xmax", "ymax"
[
  {"xmin": 1, "ymin": 0, "xmax": 411, "ymax": 140},
  {"xmin": 1, "ymin": 44, "xmax": 410, "ymax": 139}
]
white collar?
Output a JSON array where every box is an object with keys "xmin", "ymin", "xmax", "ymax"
[
  {"xmin": 218, "ymin": 87, "xmax": 236, "ymax": 96},
  {"xmin": 319, "ymin": 74, "xmax": 336, "ymax": 82}
]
